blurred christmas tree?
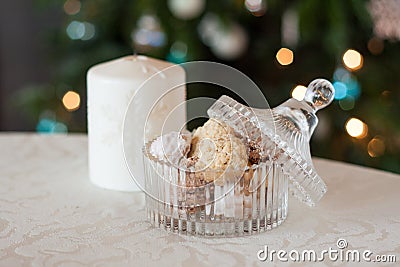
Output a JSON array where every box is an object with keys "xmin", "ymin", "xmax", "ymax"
[{"xmin": 17, "ymin": 0, "xmax": 400, "ymax": 173}]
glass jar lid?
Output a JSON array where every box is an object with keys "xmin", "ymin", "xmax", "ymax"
[{"xmin": 207, "ymin": 79, "xmax": 335, "ymax": 206}]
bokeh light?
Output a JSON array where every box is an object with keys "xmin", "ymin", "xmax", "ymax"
[
  {"xmin": 333, "ymin": 67, "xmax": 351, "ymax": 83},
  {"xmin": 244, "ymin": 0, "xmax": 266, "ymax": 16},
  {"xmin": 167, "ymin": 0, "xmax": 205, "ymax": 20},
  {"xmin": 134, "ymin": 30, "xmax": 165, "ymax": 47},
  {"xmin": 132, "ymin": 15, "xmax": 166, "ymax": 52},
  {"xmin": 368, "ymin": 136, "xmax": 385, "ymax": 157},
  {"xmin": 333, "ymin": 81, "xmax": 347, "ymax": 100},
  {"xmin": 368, "ymin": 0, "xmax": 400, "ymax": 41},
  {"xmin": 368, "ymin": 37, "xmax": 384, "ymax": 55},
  {"xmin": 198, "ymin": 14, "xmax": 248, "ymax": 60},
  {"xmin": 345, "ymin": 118, "xmax": 368, "ymax": 139},
  {"xmin": 339, "ymin": 96, "xmax": 355, "ymax": 111},
  {"xmin": 66, "ymin": 21, "xmax": 84, "ymax": 40},
  {"xmin": 291, "ymin": 85, "xmax": 307, "ymax": 100},
  {"xmin": 198, "ymin": 13, "xmax": 219, "ymax": 46},
  {"xmin": 66, "ymin": 21, "xmax": 95, "ymax": 41},
  {"xmin": 333, "ymin": 67, "xmax": 361, "ymax": 100},
  {"xmin": 36, "ymin": 119, "xmax": 68, "ymax": 133},
  {"xmin": 167, "ymin": 41, "xmax": 188, "ymax": 63},
  {"xmin": 346, "ymin": 78, "xmax": 361, "ymax": 99},
  {"xmin": 81, "ymin": 22, "xmax": 96, "ymax": 40},
  {"xmin": 63, "ymin": 0, "xmax": 81, "ymax": 15},
  {"xmin": 342, "ymin": 49, "xmax": 363, "ymax": 71},
  {"xmin": 276, "ymin": 47, "xmax": 294, "ymax": 66},
  {"xmin": 62, "ymin": 91, "xmax": 81, "ymax": 111},
  {"xmin": 210, "ymin": 23, "xmax": 248, "ymax": 60}
]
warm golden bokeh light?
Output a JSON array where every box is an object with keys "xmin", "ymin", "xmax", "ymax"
[
  {"xmin": 62, "ymin": 91, "xmax": 81, "ymax": 111},
  {"xmin": 64, "ymin": 0, "xmax": 81, "ymax": 15},
  {"xmin": 342, "ymin": 49, "xmax": 363, "ymax": 71},
  {"xmin": 276, "ymin": 47, "xmax": 294, "ymax": 66},
  {"xmin": 291, "ymin": 85, "xmax": 307, "ymax": 100},
  {"xmin": 345, "ymin": 118, "xmax": 368, "ymax": 139},
  {"xmin": 368, "ymin": 136, "xmax": 385, "ymax": 157}
]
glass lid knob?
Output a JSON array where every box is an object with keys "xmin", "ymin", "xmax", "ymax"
[{"xmin": 304, "ymin": 78, "xmax": 335, "ymax": 111}]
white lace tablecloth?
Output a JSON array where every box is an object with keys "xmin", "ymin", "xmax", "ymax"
[{"xmin": 0, "ymin": 133, "xmax": 399, "ymax": 266}]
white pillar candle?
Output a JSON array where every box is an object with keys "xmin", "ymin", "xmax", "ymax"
[{"xmin": 87, "ymin": 55, "xmax": 186, "ymax": 191}]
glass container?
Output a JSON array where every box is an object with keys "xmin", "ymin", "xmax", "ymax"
[
  {"xmin": 143, "ymin": 78, "xmax": 334, "ymax": 236},
  {"xmin": 143, "ymin": 145, "xmax": 288, "ymax": 236}
]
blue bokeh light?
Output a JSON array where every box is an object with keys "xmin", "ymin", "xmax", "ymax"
[
  {"xmin": 167, "ymin": 41, "xmax": 187, "ymax": 63},
  {"xmin": 66, "ymin": 21, "xmax": 96, "ymax": 41},
  {"xmin": 333, "ymin": 81, "xmax": 348, "ymax": 100},
  {"xmin": 66, "ymin": 21, "xmax": 85, "ymax": 40},
  {"xmin": 36, "ymin": 119, "xmax": 68, "ymax": 134},
  {"xmin": 333, "ymin": 67, "xmax": 350, "ymax": 83},
  {"xmin": 346, "ymin": 78, "xmax": 361, "ymax": 99}
]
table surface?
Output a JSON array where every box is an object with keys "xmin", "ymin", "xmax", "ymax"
[{"xmin": 0, "ymin": 133, "xmax": 399, "ymax": 267}]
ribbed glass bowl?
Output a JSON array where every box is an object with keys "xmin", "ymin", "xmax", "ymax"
[{"xmin": 142, "ymin": 140, "xmax": 289, "ymax": 236}]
